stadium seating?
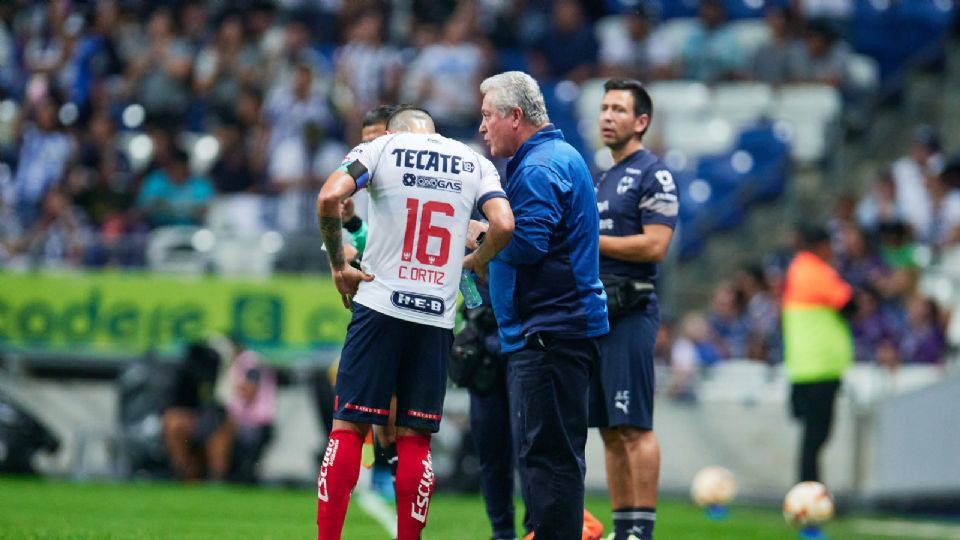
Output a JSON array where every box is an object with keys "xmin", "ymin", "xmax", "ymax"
[
  {"xmin": 846, "ymin": 53, "xmax": 881, "ymax": 94},
  {"xmin": 145, "ymin": 226, "xmax": 210, "ymax": 274},
  {"xmin": 733, "ymin": 121, "xmax": 790, "ymax": 201},
  {"xmin": 850, "ymin": 0, "xmax": 955, "ymax": 80},
  {"xmin": 654, "ymin": 18, "xmax": 699, "ymax": 56},
  {"xmin": 728, "ymin": 18, "xmax": 770, "ymax": 56},
  {"xmin": 771, "ymin": 84, "xmax": 842, "ymax": 164},
  {"xmin": 663, "ymin": 115, "xmax": 735, "ymax": 158},
  {"xmin": 710, "ymin": 82, "xmax": 774, "ymax": 130},
  {"xmin": 575, "ymin": 78, "xmax": 608, "ymax": 152}
]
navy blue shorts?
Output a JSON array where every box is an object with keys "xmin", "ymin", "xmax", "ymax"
[
  {"xmin": 334, "ymin": 303, "xmax": 452, "ymax": 433},
  {"xmin": 589, "ymin": 304, "xmax": 659, "ymax": 430}
]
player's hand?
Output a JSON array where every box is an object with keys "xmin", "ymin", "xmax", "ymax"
[
  {"xmin": 344, "ymin": 244, "xmax": 359, "ymax": 264},
  {"xmin": 462, "ymin": 252, "xmax": 488, "ymax": 283},
  {"xmin": 340, "ymin": 198, "xmax": 356, "ymax": 221},
  {"xmin": 331, "ymin": 265, "xmax": 374, "ymax": 308},
  {"xmin": 466, "ymin": 219, "xmax": 489, "ymax": 251}
]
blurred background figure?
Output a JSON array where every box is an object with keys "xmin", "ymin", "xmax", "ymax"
[
  {"xmin": 224, "ymin": 336, "xmax": 277, "ymax": 484},
  {"xmin": 162, "ymin": 342, "xmax": 232, "ymax": 482},
  {"xmin": 782, "ymin": 226, "xmax": 854, "ymax": 483}
]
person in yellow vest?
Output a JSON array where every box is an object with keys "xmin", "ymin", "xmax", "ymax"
[{"xmin": 782, "ymin": 225, "xmax": 856, "ymax": 483}]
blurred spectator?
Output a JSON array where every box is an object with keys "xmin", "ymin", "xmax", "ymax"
[
  {"xmin": 402, "ymin": 11, "xmax": 486, "ymax": 140},
  {"xmin": 855, "ymin": 167, "xmax": 905, "ymax": 232},
  {"xmin": 244, "ymin": 0, "xmax": 283, "ymax": 58},
  {"xmin": 835, "ymin": 224, "xmax": 887, "ymax": 290},
  {"xmin": 74, "ymin": 153, "xmax": 144, "ymax": 267},
  {"xmin": 942, "ymin": 153, "xmax": 960, "ymax": 190},
  {"xmin": 922, "ymin": 172, "xmax": 960, "ymax": 248},
  {"xmin": 124, "ymin": 7, "xmax": 193, "ymax": 116},
  {"xmin": 10, "ymin": 187, "xmax": 88, "ymax": 268},
  {"xmin": 529, "ymin": 0, "xmax": 598, "ymax": 83},
  {"xmin": 826, "ymin": 193, "xmax": 856, "ymax": 252},
  {"xmin": 71, "ymin": 0, "xmax": 126, "ymax": 111},
  {"xmin": 0, "ymin": 204, "xmax": 19, "ymax": 265},
  {"xmin": 736, "ymin": 265, "xmax": 780, "ymax": 362},
  {"xmin": 751, "ymin": 5, "xmax": 803, "ymax": 85},
  {"xmin": 10, "ymin": 91, "xmax": 74, "ymax": 230},
  {"xmin": 163, "ymin": 342, "xmax": 232, "ymax": 481},
  {"xmin": 136, "ymin": 147, "xmax": 215, "ymax": 227},
  {"xmin": 225, "ymin": 339, "xmax": 276, "ymax": 483},
  {"xmin": 263, "ymin": 62, "xmax": 341, "ymax": 233},
  {"xmin": 849, "ymin": 286, "xmax": 899, "ymax": 364},
  {"xmin": 794, "ymin": 0, "xmax": 853, "ymax": 21},
  {"xmin": 877, "ymin": 220, "xmax": 917, "ymax": 271},
  {"xmin": 788, "ymin": 19, "xmax": 850, "ymax": 88},
  {"xmin": 76, "ymin": 109, "xmax": 131, "ymax": 188},
  {"xmin": 179, "ymin": 0, "xmax": 210, "ymax": 53},
  {"xmin": 898, "ymin": 296, "xmax": 946, "ymax": 365},
  {"xmin": 679, "ymin": 0, "xmax": 743, "ymax": 83},
  {"xmin": 263, "ymin": 17, "xmax": 331, "ymax": 95},
  {"xmin": 892, "ymin": 125, "xmax": 943, "ymax": 236},
  {"xmin": 669, "ymin": 311, "xmax": 721, "ymax": 398},
  {"xmin": 0, "ymin": 4, "xmax": 17, "ymax": 97},
  {"xmin": 193, "ymin": 13, "xmax": 262, "ymax": 120},
  {"xmin": 209, "ymin": 114, "xmax": 262, "ymax": 195},
  {"xmin": 412, "ymin": 0, "xmax": 458, "ymax": 28},
  {"xmin": 707, "ymin": 281, "xmax": 750, "ymax": 359},
  {"xmin": 332, "ymin": 11, "xmax": 401, "ymax": 142},
  {"xmin": 23, "ymin": 1, "xmax": 76, "ymax": 89},
  {"xmin": 599, "ymin": 9, "xmax": 675, "ymax": 82}
]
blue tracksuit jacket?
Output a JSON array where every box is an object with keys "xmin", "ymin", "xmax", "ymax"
[{"xmin": 488, "ymin": 124, "xmax": 609, "ymax": 353}]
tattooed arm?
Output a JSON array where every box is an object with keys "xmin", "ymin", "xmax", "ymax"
[{"xmin": 317, "ymin": 171, "xmax": 374, "ymax": 308}]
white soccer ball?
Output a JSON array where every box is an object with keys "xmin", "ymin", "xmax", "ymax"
[
  {"xmin": 690, "ymin": 466, "xmax": 738, "ymax": 507},
  {"xmin": 783, "ymin": 481, "xmax": 835, "ymax": 527}
]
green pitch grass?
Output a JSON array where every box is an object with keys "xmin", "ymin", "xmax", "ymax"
[{"xmin": 0, "ymin": 476, "xmax": 925, "ymax": 539}]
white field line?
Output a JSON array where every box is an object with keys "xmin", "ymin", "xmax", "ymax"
[
  {"xmin": 355, "ymin": 481, "xmax": 397, "ymax": 539},
  {"xmin": 853, "ymin": 519, "xmax": 960, "ymax": 539}
]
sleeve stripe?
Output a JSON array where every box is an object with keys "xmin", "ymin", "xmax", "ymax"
[{"xmin": 476, "ymin": 190, "xmax": 508, "ymax": 219}]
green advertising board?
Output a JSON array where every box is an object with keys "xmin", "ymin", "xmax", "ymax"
[{"xmin": 0, "ymin": 271, "xmax": 351, "ymax": 363}]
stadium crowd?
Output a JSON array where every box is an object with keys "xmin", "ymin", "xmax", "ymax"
[
  {"xmin": 0, "ymin": 1, "xmax": 956, "ymax": 375},
  {"xmin": 660, "ymin": 127, "xmax": 958, "ymax": 399}
]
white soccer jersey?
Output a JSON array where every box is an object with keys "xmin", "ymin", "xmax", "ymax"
[{"xmin": 341, "ymin": 132, "xmax": 505, "ymax": 328}]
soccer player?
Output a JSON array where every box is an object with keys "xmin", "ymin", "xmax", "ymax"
[
  {"xmin": 314, "ymin": 106, "xmax": 514, "ymax": 540},
  {"xmin": 590, "ymin": 79, "xmax": 678, "ymax": 540},
  {"xmin": 476, "ymin": 71, "xmax": 608, "ymax": 540}
]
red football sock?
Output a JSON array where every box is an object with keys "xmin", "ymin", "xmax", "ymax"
[
  {"xmin": 316, "ymin": 429, "xmax": 364, "ymax": 540},
  {"xmin": 395, "ymin": 434, "xmax": 434, "ymax": 540}
]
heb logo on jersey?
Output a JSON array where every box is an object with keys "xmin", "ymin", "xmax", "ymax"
[
  {"xmin": 402, "ymin": 173, "xmax": 462, "ymax": 193},
  {"xmin": 391, "ymin": 291, "xmax": 445, "ymax": 316}
]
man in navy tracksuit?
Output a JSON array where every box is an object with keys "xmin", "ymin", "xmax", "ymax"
[
  {"xmin": 590, "ymin": 79, "xmax": 678, "ymax": 540},
  {"xmin": 467, "ymin": 71, "xmax": 609, "ymax": 540}
]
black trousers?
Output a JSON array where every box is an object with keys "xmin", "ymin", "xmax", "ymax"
[
  {"xmin": 507, "ymin": 335, "xmax": 598, "ymax": 540},
  {"xmin": 469, "ymin": 366, "xmax": 516, "ymax": 540},
  {"xmin": 790, "ymin": 379, "xmax": 841, "ymax": 483}
]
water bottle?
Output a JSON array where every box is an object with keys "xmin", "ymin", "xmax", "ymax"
[{"xmin": 459, "ymin": 271, "xmax": 482, "ymax": 309}]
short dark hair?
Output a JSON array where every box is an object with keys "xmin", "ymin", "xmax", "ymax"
[
  {"xmin": 799, "ymin": 224, "xmax": 831, "ymax": 247},
  {"xmin": 386, "ymin": 105, "xmax": 434, "ymax": 131},
  {"xmin": 362, "ymin": 105, "xmax": 398, "ymax": 129},
  {"xmin": 603, "ymin": 78, "xmax": 653, "ymax": 139}
]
